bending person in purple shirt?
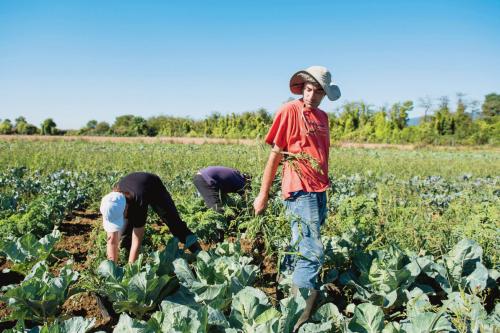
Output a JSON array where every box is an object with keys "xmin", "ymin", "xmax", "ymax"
[{"xmin": 193, "ymin": 166, "xmax": 251, "ymax": 213}]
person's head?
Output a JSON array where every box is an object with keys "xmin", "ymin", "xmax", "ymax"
[
  {"xmin": 289, "ymin": 66, "xmax": 341, "ymax": 108},
  {"xmin": 100, "ymin": 191, "xmax": 126, "ymax": 233},
  {"xmin": 300, "ymin": 75, "xmax": 326, "ymax": 109}
]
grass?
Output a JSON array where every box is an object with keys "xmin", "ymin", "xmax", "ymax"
[{"xmin": 1, "ymin": 140, "xmax": 498, "ymax": 178}]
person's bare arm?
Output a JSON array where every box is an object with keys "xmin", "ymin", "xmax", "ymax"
[
  {"xmin": 106, "ymin": 231, "xmax": 120, "ymax": 263},
  {"xmin": 253, "ymin": 150, "xmax": 283, "ymax": 215},
  {"xmin": 128, "ymin": 226, "xmax": 145, "ymax": 263}
]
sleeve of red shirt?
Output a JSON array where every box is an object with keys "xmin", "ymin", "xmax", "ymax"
[{"xmin": 264, "ymin": 107, "xmax": 289, "ymax": 151}]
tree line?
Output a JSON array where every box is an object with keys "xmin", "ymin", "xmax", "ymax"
[{"xmin": 1, "ymin": 93, "xmax": 498, "ymax": 145}]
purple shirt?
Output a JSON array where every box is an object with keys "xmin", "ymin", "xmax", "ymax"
[{"xmin": 199, "ymin": 166, "xmax": 246, "ymax": 193}]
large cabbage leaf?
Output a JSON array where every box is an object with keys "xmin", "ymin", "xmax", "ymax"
[{"xmin": 1, "ymin": 261, "xmax": 78, "ymax": 323}]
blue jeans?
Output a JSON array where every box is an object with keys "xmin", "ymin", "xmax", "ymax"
[{"xmin": 282, "ymin": 191, "xmax": 327, "ymax": 289}]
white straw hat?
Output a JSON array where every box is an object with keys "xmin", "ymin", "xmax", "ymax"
[
  {"xmin": 100, "ymin": 192, "xmax": 126, "ymax": 233},
  {"xmin": 290, "ymin": 65, "xmax": 341, "ymax": 101}
]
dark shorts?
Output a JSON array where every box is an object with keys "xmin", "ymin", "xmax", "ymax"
[{"xmin": 193, "ymin": 173, "xmax": 225, "ymax": 213}]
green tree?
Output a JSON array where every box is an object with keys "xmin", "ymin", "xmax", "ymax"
[
  {"xmin": 132, "ymin": 116, "xmax": 149, "ymax": 136},
  {"xmin": 15, "ymin": 116, "xmax": 27, "ymax": 125},
  {"xmin": 14, "ymin": 117, "xmax": 39, "ymax": 135},
  {"xmin": 14, "ymin": 117, "xmax": 27, "ymax": 134},
  {"xmin": 86, "ymin": 120, "xmax": 98, "ymax": 130},
  {"xmin": 389, "ymin": 101, "xmax": 412, "ymax": 130},
  {"xmin": 78, "ymin": 119, "xmax": 99, "ymax": 135},
  {"xmin": 95, "ymin": 121, "xmax": 110, "ymax": 135},
  {"xmin": 338, "ymin": 102, "xmax": 361, "ymax": 133},
  {"xmin": 41, "ymin": 118, "xmax": 58, "ymax": 135},
  {"xmin": 433, "ymin": 96, "xmax": 455, "ymax": 135},
  {"xmin": 24, "ymin": 124, "xmax": 39, "ymax": 135},
  {"xmin": 0, "ymin": 119, "xmax": 13, "ymax": 134},
  {"xmin": 111, "ymin": 115, "xmax": 150, "ymax": 136},
  {"xmin": 481, "ymin": 93, "xmax": 500, "ymax": 121},
  {"xmin": 373, "ymin": 109, "xmax": 391, "ymax": 142},
  {"xmin": 453, "ymin": 93, "xmax": 473, "ymax": 139}
]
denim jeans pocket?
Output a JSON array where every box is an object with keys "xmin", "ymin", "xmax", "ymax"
[{"xmin": 287, "ymin": 190, "xmax": 307, "ymax": 202}]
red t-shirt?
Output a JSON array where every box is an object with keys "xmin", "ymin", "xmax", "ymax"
[{"xmin": 265, "ymin": 99, "xmax": 330, "ymax": 199}]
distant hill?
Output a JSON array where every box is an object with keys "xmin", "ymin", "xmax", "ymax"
[{"xmin": 408, "ymin": 116, "xmax": 424, "ymax": 126}]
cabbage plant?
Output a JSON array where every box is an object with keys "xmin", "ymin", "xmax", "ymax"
[
  {"xmin": 4, "ymin": 316, "xmax": 95, "ymax": 333},
  {"xmin": 96, "ymin": 237, "xmax": 181, "ymax": 318},
  {"xmin": 172, "ymin": 241, "xmax": 259, "ymax": 311},
  {"xmin": 0, "ymin": 261, "xmax": 78, "ymax": 323},
  {"xmin": 0, "ymin": 229, "xmax": 61, "ymax": 275}
]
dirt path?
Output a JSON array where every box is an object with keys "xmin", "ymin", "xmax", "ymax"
[
  {"xmin": 57, "ymin": 210, "xmax": 115, "ymax": 331},
  {"xmin": 0, "ymin": 134, "xmax": 256, "ymax": 145},
  {"xmin": 1, "ymin": 135, "xmax": 497, "ymax": 151},
  {"xmin": 55, "ymin": 211, "xmax": 100, "ymax": 271}
]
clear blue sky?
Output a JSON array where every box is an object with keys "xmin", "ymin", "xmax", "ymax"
[{"xmin": 1, "ymin": 0, "xmax": 499, "ymax": 129}]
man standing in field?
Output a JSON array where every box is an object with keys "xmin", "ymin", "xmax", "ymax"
[{"xmin": 253, "ymin": 66, "xmax": 340, "ymax": 330}]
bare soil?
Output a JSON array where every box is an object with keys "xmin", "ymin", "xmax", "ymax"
[
  {"xmin": 54, "ymin": 211, "xmax": 100, "ymax": 272},
  {"xmin": 2, "ymin": 135, "xmax": 497, "ymax": 151},
  {"xmin": 228, "ymin": 236, "xmax": 279, "ymax": 304},
  {"xmin": 0, "ymin": 259, "xmax": 23, "ymax": 287},
  {"xmin": 0, "ymin": 135, "xmax": 256, "ymax": 146},
  {"xmin": 0, "ymin": 303, "xmax": 14, "ymax": 331},
  {"xmin": 54, "ymin": 211, "xmax": 118, "ymax": 331},
  {"xmin": 61, "ymin": 292, "xmax": 116, "ymax": 332}
]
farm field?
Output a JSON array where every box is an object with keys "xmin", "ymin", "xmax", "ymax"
[{"xmin": 0, "ymin": 139, "xmax": 499, "ymax": 332}]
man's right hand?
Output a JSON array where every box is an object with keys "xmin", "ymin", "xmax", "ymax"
[
  {"xmin": 254, "ymin": 149, "xmax": 282, "ymax": 216},
  {"xmin": 253, "ymin": 192, "xmax": 269, "ymax": 215}
]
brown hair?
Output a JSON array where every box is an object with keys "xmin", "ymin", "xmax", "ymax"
[{"xmin": 112, "ymin": 184, "xmax": 133, "ymax": 201}]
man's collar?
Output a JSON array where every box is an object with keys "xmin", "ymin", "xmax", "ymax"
[{"xmin": 297, "ymin": 98, "xmax": 321, "ymax": 113}]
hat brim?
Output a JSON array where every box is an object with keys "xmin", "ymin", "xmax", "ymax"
[
  {"xmin": 103, "ymin": 217, "xmax": 125, "ymax": 233},
  {"xmin": 289, "ymin": 70, "xmax": 341, "ymax": 101}
]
